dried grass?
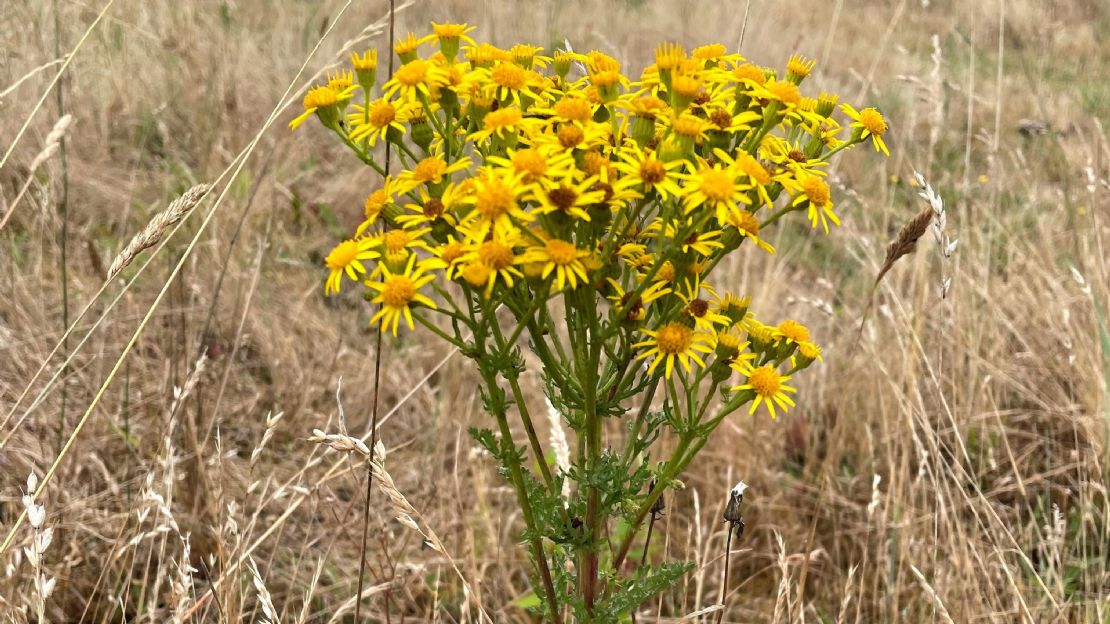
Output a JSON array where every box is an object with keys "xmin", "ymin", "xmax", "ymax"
[
  {"xmin": 1, "ymin": 1, "xmax": 1107, "ymax": 622},
  {"xmin": 107, "ymin": 183, "xmax": 212, "ymax": 279}
]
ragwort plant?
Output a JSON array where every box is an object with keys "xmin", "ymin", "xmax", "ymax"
[{"xmin": 293, "ymin": 23, "xmax": 890, "ymax": 623}]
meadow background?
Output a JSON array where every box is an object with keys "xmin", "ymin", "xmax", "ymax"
[{"xmin": 1, "ymin": 0, "xmax": 1108, "ymax": 621}]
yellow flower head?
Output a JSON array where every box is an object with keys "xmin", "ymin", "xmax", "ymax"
[
  {"xmin": 792, "ymin": 173, "xmax": 840, "ymax": 234},
  {"xmin": 289, "ymin": 84, "xmax": 354, "ymax": 130},
  {"xmin": 394, "ymin": 32, "xmax": 422, "ymax": 58},
  {"xmin": 366, "ymin": 254, "xmax": 438, "ymax": 336},
  {"xmin": 522, "ymin": 238, "xmax": 591, "ymax": 291},
  {"xmin": 431, "ymin": 21, "xmax": 475, "ymax": 40},
  {"xmin": 327, "ymin": 69, "xmax": 354, "ymax": 91},
  {"xmin": 552, "ymin": 96, "xmax": 593, "ymax": 124},
  {"xmin": 384, "ymin": 59, "xmax": 448, "ymax": 102},
  {"xmin": 347, "ymin": 97, "xmax": 411, "ymax": 145},
  {"xmin": 351, "ymin": 49, "xmax": 378, "ymax": 71},
  {"xmin": 460, "ymin": 169, "xmax": 532, "ymax": 239},
  {"xmin": 786, "ymin": 54, "xmax": 816, "ymax": 81},
  {"xmin": 460, "ymin": 231, "xmax": 525, "ymax": 297},
  {"xmin": 471, "ymin": 106, "xmax": 525, "ymax": 142},
  {"xmin": 509, "ymin": 44, "xmax": 548, "ymax": 68},
  {"xmin": 763, "ymin": 80, "xmax": 801, "ymax": 106},
  {"xmin": 654, "ymin": 42, "xmax": 686, "ymax": 71},
  {"xmin": 842, "ymin": 103, "xmax": 890, "ymax": 155},
  {"xmin": 466, "ymin": 42, "xmax": 510, "ymax": 67},
  {"xmin": 775, "ymin": 319, "xmax": 810, "ymax": 344},
  {"xmin": 635, "ymin": 322, "xmax": 714, "ymax": 378},
  {"xmin": 732, "ymin": 63, "xmax": 767, "ymax": 86},
  {"xmin": 324, "ymin": 238, "xmax": 379, "ymax": 295},
  {"xmin": 732, "ymin": 363, "xmax": 797, "ymax": 419},
  {"xmin": 691, "ymin": 43, "xmax": 728, "ymax": 62}
]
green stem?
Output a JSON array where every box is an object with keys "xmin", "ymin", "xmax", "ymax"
[
  {"xmin": 489, "ymin": 313, "xmax": 561, "ymax": 499},
  {"xmin": 489, "ymin": 381, "xmax": 562, "ymax": 624},
  {"xmin": 412, "ymin": 312, "xmax": 466, "ymax": 348},
  {"xmin": 619, "ymin": 376, "xmax": 660, "ymax": 467},
  {"xmin": 760, "ymin": 202, "xmax": 803, "ymax": 229},
  {"xmin": 611, "ymin": 432, "xmax": 694, "ymax": 569},
  {"xmin": 469, "ymin": 296, "xmax": 561, "ymax": 624},
  {"xmin": 582, "ymin": 285, "xmax": 607, "ymax": 611}
]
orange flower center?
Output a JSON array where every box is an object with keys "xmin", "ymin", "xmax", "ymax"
[
  {"xmin": 441, "ymin": 242, "xmax": 465, "ymax": 264},
  {"xmin": 484, "ymin": 107, "xmax": 522, "ymax": 131},
  {"xmin": 554, "ymin": 97, "xmax": 592, "ymax": 122},
  {"xmin": 671, "ymin": 75, "xmax": 702, "ymax": 98},
  {"xmin": 728, "ymin": 209, "xmax": 760, "ymax": 235},
  {"xmin": 394, "ymin": 60, "xmax": 428, "ymax": 86},
  {"xmin": 365, "ymin": 189, "xmax": 389, "ymax": 219},
  {"xmin": 384, "ymin": 230, "xmax": 412, "ymax": 253},
  {"xmin": 368, "ymin": 101, "xmax": 396, "ymax": 127},
  {"xmin": 737, "ymin": 154, "xmax": 771, "ymax": 186},
  {"xmin": 545, "ymin": 239, "xmax": 578, "ymax": 265},
  {"xmin": 655, "ymin": 323, "xmax": 693, "ymax": 355},
  {"xmin": 461, "ymin": 262, "xmax": 491, "ymax": 287},
  {"xmin": 304, "ymin": 86, "xmax": 340, "ymax": 110},
  {"xmin": 733, "ymin": 64, "xmax": 766, "ymax": 85},
  {"xmin": 413, "ymin": 157, "xmax": 447, "ymax": 182},
  {"xmin": 672, "ymin": 115, "xmax": 704, "ymax": 138},
  {"xmin": 747, "ymin": 365, "xmax": 782, "ymax": 397},
  {"xmin": 802, "ymin": 177, "xmax": 830, "ymax": 207},
  {"xmin": 381, "ymin": 275, "xmax": 416, "ymax": 308},
  {"xmin": 557, "ymin": 124, "xmax": 585, "ymax": 148},
  {"xmin": 478, "ymin": 241, "xmax": 514, "ymax": 270},
  {"xmin": 859, "ymin": 108, "xmax": 887, "ymax": 136},
  {"xmin": 699, "ymin": 169, "xmax": 734, "ymax": 201},
  {"xmin": 656, "ymin": 260, "xmax": 676, "ymax": 282},
  {"xmin": 491, "ymin": 62, "xmax": 527, "ymax": 90},
  {"xmin": 767, "ymin": 80, "xmax": 801, "ymax": 105},
  {"xmin": 474, "ymin": 178, "xmax": 515, "ymax": 220},
  {"xmin": 640, "ymin": 159, "xmax": 666, "ymax": 184},
  {"xmin": 511, "ymin": 149, "xmax": 547, "ymax": 180}
]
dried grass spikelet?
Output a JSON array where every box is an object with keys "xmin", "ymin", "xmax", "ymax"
[
  {"xmin": 856, "ymin": 201, "xmax": 934, "ymax": 343},
  {"xmin": 835, "ymin": 564, "xmax": 858, "ymax": 624},
  {"xmin": 771, "ymin": 532, "xmax": 792, "ymax": 624},
  {"xmin": 107, "ymin": 183, "xmax": 211, "ymax": 279},
  {"xmin": 876, "ymin": 203, "xmax": 934, "ymax": 287},
  {"xmin": 307, "ymin": 431, "xmax": 493, "ymax": 623},
  {"xmin": 0, "ymin": 114, "xmax": 74, "ymax": 231},
  {"xmin": 247, "ymin": 556, "xmax": 280, "ymax": 624}
]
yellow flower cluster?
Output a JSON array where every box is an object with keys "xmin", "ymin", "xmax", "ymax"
[{"xmin": 300, "ymin": 24, "xmax": 888, "ymax": 418}]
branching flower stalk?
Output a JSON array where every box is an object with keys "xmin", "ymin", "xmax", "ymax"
[{"xmin": 294, "ymin": 25, "xmax": 889, "ymax": 622}]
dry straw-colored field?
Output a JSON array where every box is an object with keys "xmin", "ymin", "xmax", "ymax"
[{"xmin": 1, "ymin": 0, "xmax": 1108, "ymax": 621}]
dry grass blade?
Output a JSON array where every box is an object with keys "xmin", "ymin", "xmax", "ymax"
[
  {"xmin": 0, "ymin": 0, "xmax": 114, "ymax": 173},
  {"xmin": 908, "ymin": 565, "xmax": 956, "ymax": 624},
  {"xmin": 0, "ymin": 0, "xmax": 358, "ymax": 559},
  {"xmin": 308, "ymin": 432, "xmax": 492, "ymax": 623},
  {"xmin": 0, "ymin": 58, "xmax": 64, "ymax": 101},
  {"xmin": 107, "ymin": 183, "xmax": 212, "ymax": 279}
]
